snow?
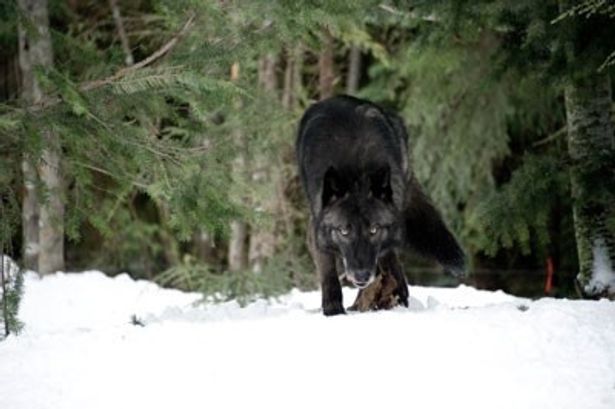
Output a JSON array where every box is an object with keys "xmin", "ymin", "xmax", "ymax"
[
  {"xmin": 1, "ymin": 271, "xmax": 615, "ymax": 409},
  {"xmin": 586, "ymin": 237, "xmax": 615, "ymax": 295}
]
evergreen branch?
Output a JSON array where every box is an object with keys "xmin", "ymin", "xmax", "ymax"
[
  {"xmin": 552, "ymin": 0, "xmax": 612, "ymax": 24},
  {"xmin": 72, "ymin": 161, "xmax": 149, "ymax": 190},
  {"xmin": 81, "ymin": 11, "xmax": 196, "ymax": 92},
  {"xmin": 378, "ymin": 4, "xmax": 439, "ymax": 22},
  {"xmin": 598, "ymin": 49, "xmax": 615, "ymax": 72},
  {"xmin": 23, "ymin": 12, "xmax": 196, "ymax": 113}
]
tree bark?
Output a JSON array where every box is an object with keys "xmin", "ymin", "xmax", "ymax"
[
  {"xmin": 282, "ymin": 44, "xmax": 303, "ymax": 110},
  {"xmin": 346, "ymin": 44, "xmax": 361, "ymax": 95},
  {"xmin": 249, "ymin": 53, "xmax": 279, "ymax": 274},
  {"xmin": 564, "ymin": 73, "xmax": 615, "ymax": 298},
  {"xmin": 227, "ymin": 62, "xmax": 248, "ymax": 273},
  {"xmin": 38, "ymin": 131, "xmax": 64, "ymax": 274},
  {"xmin": 18, "ymin": 0, "xmax": 64, "ymax": 274},
  {"xmin": 278, "ymin": 44, "xmax": 303, "ymax": 243},
  {"xmin": 318, "ymin": 30, "xmax": 335, "ymax": 100},
  {"xmin": 228, "ymin": 220, "xmax": 247, "ymax": 272},
  {"xmin": 1, "ymin": 253, "xmax": 8, "ymax": 337}
]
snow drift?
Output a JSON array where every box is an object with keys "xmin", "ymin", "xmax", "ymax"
[{"xmin": 1, "ymin": 270, "xmax": 614, "ymax": 409}]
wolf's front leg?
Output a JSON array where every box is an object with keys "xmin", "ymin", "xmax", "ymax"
[
  {"xmin": 307, "ymin": 220, "xmax": 344, "ymax": 316},
  {"xmin": 318, "ymin": 252, "xmax": 344, "ymax": 316}
]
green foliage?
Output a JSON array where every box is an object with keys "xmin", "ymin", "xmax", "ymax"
[
  {"xmin": 2, "ymin": 0, "xmax": 611, "ymax": 300},
  {"xmin": 0, "ymin": 1, "xmax": 17, "ymax": 52},
  {"xmin": 360, "ymin": 0, "xmax": 586, "ymax": 271},
  {"xmin": 554, "ymin": 0, "xmax": 615, "ymax": 72},
  {"xmin": 468, "ymin": 154, "xmax": 568, "ymax": 256},
  {"xmin": 2, "ymin": 0, "xmax": 346, "ymax": 295},
  {"xmin": 156, "ymin": 255, "xmax": 294, "ymax": 306},
  {"xmin": 362, "ymin": 26, "xmax": 512, "ymax": 237},
  {"xmin": 267, "ymin": 235, "xmax": 317, "ymax": 291},
  {"xmin": 0, "ymin": 124, "xmax": 21, "ymax": 275}
]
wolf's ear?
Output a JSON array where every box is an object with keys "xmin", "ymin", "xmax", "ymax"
[
  {"xmin": 322, "ymin": 167, "xmax": 343, "ymax": 209},
  {"xmin": 356, "ymin": 104, "xmax": 385, "ymax": 120},
  {"xmin": 369, "ymin": 166, "xmax": 393, "ymax": 203}
]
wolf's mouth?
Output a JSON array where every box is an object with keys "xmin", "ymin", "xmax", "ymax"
[{"xmin": 349, "ymin": 276, "xmax": 374, "ymax": 289}]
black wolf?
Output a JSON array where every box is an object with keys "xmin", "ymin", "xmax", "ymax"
[{"xmin": 296, "ymin": 95, "xmax": 465, "ymax": 316}]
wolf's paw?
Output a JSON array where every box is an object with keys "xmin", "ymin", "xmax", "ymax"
[
  {"xmin": 396, "ymin": 284, "xmax": 409, "ymax": 307},
  {"xmin": 323, "ymin": 301, "xmax": 345, "ymax": 316}
]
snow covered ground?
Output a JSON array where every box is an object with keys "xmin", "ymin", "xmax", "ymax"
[{"xmin": 1, "ymin": 271, "xmax": 615, "ymax": 409}]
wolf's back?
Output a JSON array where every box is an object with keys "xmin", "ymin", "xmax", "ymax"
[{"xmin": 296, "ymin": 95, "xmax": 409, "ymax": 216}]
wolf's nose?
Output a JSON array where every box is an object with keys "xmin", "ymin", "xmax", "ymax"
[{"xmin": 349, "ymin": 270, "xmax": 372, "ymax": 288}]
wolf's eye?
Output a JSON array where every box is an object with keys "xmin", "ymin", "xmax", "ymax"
[
  {"xmin": 369, "ymin": 225, "xmax": 380, "ymax": 235},
  {"xmin": 338, "ymin": 226, "xmax": 350, "ymax": 236}
]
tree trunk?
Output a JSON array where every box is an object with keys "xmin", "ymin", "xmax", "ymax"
[
  {"xmin": 228, "ymin": 128, "xmax": 248, "ymax": 272},
  {"xmin": 20, "ymin": 162, "xmax": 39, "ymax": 271},
  {"xmin": 227, "ymin": 62, "xmax": 248, "ymax": 273},
  {"xmin": 249, "ymin": 53, "xmax": 279, "ymax": 274},
  {"xmin": 318, "ymin": 30, "xmax": 335, "ymax": 100},
  {"xmin": 282, "ymin": 44, "xmax": 303, "ymax": 110},
  {"xmin": 564, "ymin": 72, "xmax": 615, "ymax": 298},
  {"xmin": 278, "ymin": 44, "xmax": 303, "ymax": 242},
  {"xmin": 346, "ymin": 44, "xmax": 361, "ymax": 95},
  {"xmin": 18, "ymin": 0, "xmax": 64, "ymax": 274},
  {"xmin": 228, "ymin": 220, "xmax": 247, "ymax": 272},
  {"xmin": 38, "ymin": 132, "xmax": 64, "ymax": 274},
  {"xmin": 228, "ymin": 133, "xmax": 248, "ymax": 271}
]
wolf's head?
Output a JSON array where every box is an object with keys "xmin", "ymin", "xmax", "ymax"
[{"xmin": 316, "ymin": 166, "xmax": 403, "ymax": 288}]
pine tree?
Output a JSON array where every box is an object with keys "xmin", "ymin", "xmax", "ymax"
[
  {"xmin": 355, "ymin": 1, "xmax": 614, "ymax": 297},
  {"xmin": 7, "ymin": 0, "xmax": 608, "ymax": 301}
]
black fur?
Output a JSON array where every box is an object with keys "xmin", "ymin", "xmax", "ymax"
[{"xmin": 297, "ymin": 95, "xmax": 465, "ymax": 316}]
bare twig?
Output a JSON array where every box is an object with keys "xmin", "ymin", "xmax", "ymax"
[
  {"xmin": 72, "ymin": 161, "xmax": 149, "ymax": 190},
  {"xmin": 28, "ymin": 12, "xmax": 196, "ymax": 112},
  {"xmin": 532, "ymin": 127, "xmax": 567, "ymax": 147},
  {"xmin": 81, "ymin": 11, "xmax": 196, "ymax": 92},
  {"xmin": 109, "ymin": 0, "xmax": 134, "ymax": 66}
]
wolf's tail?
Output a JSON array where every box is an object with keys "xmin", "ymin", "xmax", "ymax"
[{"xmin": 403, "ymin": 178, "xmax": 466, "ymax": 277}]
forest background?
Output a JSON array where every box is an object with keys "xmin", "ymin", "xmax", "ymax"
[{"xmin": 1, "ymin": 0, "xmax": 614, "ymax": 318}]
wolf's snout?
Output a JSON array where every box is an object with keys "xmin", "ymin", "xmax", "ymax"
[{"xmin": 348, "ymin": 270, "xmax": 374, "ymax": 288}]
